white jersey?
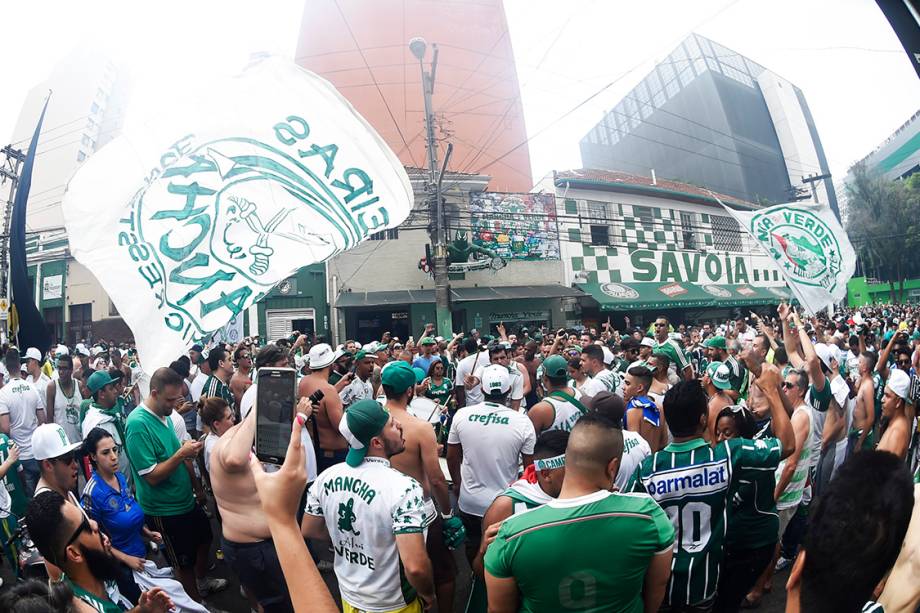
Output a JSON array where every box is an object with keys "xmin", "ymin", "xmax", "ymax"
[
  {"xmin": 455, "ymin": 351, "xmax": 488, "ymax": 406},
  {"xmin": 240, "ymin": 383, "xmax": 318, "ymax": 482},
  {"xmin": 0, "ymin": 379, "xmax": 44, "ymax": 460},
  {"xmin": 543, "ymin": 392, "xmax": 586, "ymax": 433},
  {"xmin": 305, "ymin": 457, "xmax": 426, "ymax": 611},
  {"xmin": 27, "ymin": 372, "xmax": 51, "ymax": 391},
  {"xmin": 617, "ymin": 430, "xmax": 651, "ymax": 491},
  {"xmin": 340, "ymin": 376, "xmax": 373, "ymax": 409},
  {"xmin": 52, "ymin": 379, "xmax": 83, "ymax": 447},
  {"xmin": 447, "ymin": 401, "xmax": 537, "ymax": 517},
  {"xmin": 203, "ymin": 432, "xmax": 218, "ymax": 475},
  {"xmin": 582, "ymin": 368, "xmax": 621, "ymax": 398}
]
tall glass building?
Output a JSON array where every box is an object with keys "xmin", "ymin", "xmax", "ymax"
[{"xmin": 580, "ymin": 33, "xmax": 837, "ymax": 213}]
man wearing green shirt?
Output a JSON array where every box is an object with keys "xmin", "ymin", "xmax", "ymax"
[
  {"xmin": 653, "ymin": 316, "xmax": 693, "ymax": 381},
  {"xmin": 125, "ymin": 367, "xmax": 225, "ymax": 604},
  {"xmin": 485, "ymin": 414, "xmax": 675, "ymax": 613},
  {"xmin": 704, "ymin": 335, "xmax": 745, "ymax": 402},
  {"xmin": 627, "ymin": 374, "xmax": 794, "ymax": 611}
]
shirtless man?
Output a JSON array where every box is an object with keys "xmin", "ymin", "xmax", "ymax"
[
  {"xmin": 739, "ymin": 333, "xmax": 790, "ymax": 424},
  {"xmin": 209, "ymin": 397, "xmax": 315, "ymax": 613},
  {"xmin": 380, "ymin": 361, "xmax": 463, "ymax": 612},
  {"xmin": 621, "ymin": 365, "xmax": 669, "ymax": 451},
  {"xmin": 878, "ymin": 369, "xmax": 912, "ymax": 460},
  {"xmin": 850, "ymin": 352, "xmax": 878, "ymax": 453},
  {"xmin": 297, "ymin": 343, "xmax": 347, "ymax": 472},
  {"xmin": 229, "ymin": 345, "xmax": 253, "ymax": 409}
]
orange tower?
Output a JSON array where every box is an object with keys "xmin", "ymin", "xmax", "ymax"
[{"xmin": 295, "ymin": 0, "xmax": 533, "ymax": 192}]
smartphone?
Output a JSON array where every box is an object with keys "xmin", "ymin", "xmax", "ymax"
[{"xmin": 255, "ymin": 367, "xmax": 297, "ymax": 464}]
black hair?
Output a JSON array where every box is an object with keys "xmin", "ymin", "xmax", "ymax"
[
  {"xmin": 233, "ymin": 345, "xmax": 250, "ymax": 362},
  {"xmin": 4, "ymin": 348, "xmax": 19, "ymax": 371},
  {"xmin": 463, "ymin": 338, "xmax": 479, "ymax": 355},
  {"xmin": 801, "ymin": 450, "xmax": 913, "ymax": 612},
  {"xmin": 207, "ymin": 347, "xmax": 228, "ymax": 371},
  {"xmin": 55, "ymin": 354, "xmax": 73, "ymax": 369},
  {"xmin": 620, "ymin": 337, "xmax": 640, "ymax": 351},
  {"xmin": 0, "ymin": 578, "xmax": 76, "ymax": 613},
  {"xmin": 255, "ymin": 344, "xmax": 288, "ymax": 369},
  {"xmin": 715, "ymin": 406, "xmax": 756, "ymax": 439},
  {"xmin": 860, "ymin": 351, "xmax": 878, "ymax": 372},
  {"xmin": 533, "ymin": 430, "xmax": 569, "ymax": 459},
  {"xmin": 580, "ymin": 331, "xmax": 596, "ymax": 341},
  {"xmin": 774, "ymin": 344, "xmax": 788, "ymax": 365},
  {"xmin": 25, "ymin": 491, "xmax": 69, "ymax": 567},
  {"xmin": 663, "ymin": 380, "xmax": 707, "ymax": 437},
  {"xmin": 567, "ymin": 357, "xmax": 582, "ymax": 371},
  {"xmin": 650, "ymin": 351, "xmax": 670, "ymax": 370},
  {"xmin": 483, "ymin": 390, "xmax": 510, "ymax": 404},
  {"xmin": 82, "ymin": 427, "xmax": 115, "ymax": 468},
  {"xmin": 488, "ymin": 344, "xmax": 507, "ymax": 359},
  {"xmin": 427, "ymin": 359, "xmax": 445, "ymax": 377},
  {"xmin": 150, "ymin": 366, "xmax": 184, "ymax": 393},
  {"xmin": 626, "ymin": 365, "xmax": 653, "ymax": 389},
  {"xmin": 169, "ymin": 359, "xmax": 190, "ymax": 379},
  {"xmin": 582, "ymin": 344, "xmax": 604, "ymax": 363},
  {"xmin": 382, "ymin": 384, "xmax": 412, "ymax": 401}
]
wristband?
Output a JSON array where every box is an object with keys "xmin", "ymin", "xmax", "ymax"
[{"xmin": 440, "ymin": 510, "xmax": 453, "ymax": 520}]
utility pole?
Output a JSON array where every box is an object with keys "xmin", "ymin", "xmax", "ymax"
[
  {"xmin": 802, "ymin": 173, "xmax": 832, "ymax": 205},
  {"xmin": 0, "ymin": 145, "xmax": 25, "ymax": 340},
  {"xmin": 410, "ymin": 37, "xmax": 453, "ymax": 339}
]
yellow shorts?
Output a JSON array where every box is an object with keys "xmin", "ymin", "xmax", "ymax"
[{"xmin": 342, "ymin": 598, "xmax": 422, "ymax": 613}]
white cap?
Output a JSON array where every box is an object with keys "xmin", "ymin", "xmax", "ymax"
[
  {"xmin": 362, "ymin": 342, "xmax": 378, "ymax": 352},
  {"xmin": 307, "ymin": 343, "xmax": 336, "ymax": 369},
  {"xmin": 640, "ymin": 337, "xmax": 655, "ymax": 348},
  {"xmin": 54, "ymin": 344, "xmax": 69, "ymax": 357},
  {"xmin": 887, "ymin": 369, "xmax": 911, "ymax": 401},
  {"xmin": 814, "ymin": 343, "xmax": 835, "ymax": 369},
  {"xmin": 601, "ymin": 346, "xmax": 615, "ymax": 365},
  {"xmin": 23, "ymin": 347, "xmax": 42, "ymax": 362},
  {"xmin": 480, "ymin": 364, "xmax": 511, "ymax": 395},
  {"xmin": 75, "ymin": 343, "xmax": 90, "ymax": 357},
  {"xmin": 32, "ymin": 423, "xmax": 81, "ymax": 460}
]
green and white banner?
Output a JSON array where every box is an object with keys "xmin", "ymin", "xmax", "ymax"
[
  {"xmin": 721, "ymin": 200, "xmax": 856, "ymax": 314},
  {"xmin": 63, "ymin": 57, "xmax": 412, "ymax": 369}
]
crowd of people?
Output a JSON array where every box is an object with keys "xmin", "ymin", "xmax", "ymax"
[{"xmin": 1, "ymin": 303, "xmax": 920, "ymax": 612}]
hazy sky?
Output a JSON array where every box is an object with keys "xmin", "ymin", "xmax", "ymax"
[{"xmin": 2, "ymin": 0, "xmax": 917, "ymax": 187}]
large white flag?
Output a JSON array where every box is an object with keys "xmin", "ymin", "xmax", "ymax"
[
  {"xmin": 63, "ymin": 57, "xmax": 412, "ymax": 369},
  {"xmin": 722, "ymin": 200, "xmax": 856, "ymax": 314}
]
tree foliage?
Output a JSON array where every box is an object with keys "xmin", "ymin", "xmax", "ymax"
[{"xmin": 845, "ymin": 164, "xmax": 920, "ymax": 302}]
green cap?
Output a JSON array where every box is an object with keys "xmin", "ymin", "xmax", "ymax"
[
  {"xmin": 381, "ymin": 362, "xmax": 416, "ymax": 394},
  {"xmin": 86, "ymin": 370, "xmax": 122, "ymax": 395},
  {"xmin": 542, "ymin": 355, "xmax": 569, "ymax": 378},
  {"xmin": 354, "ymin": 350, "xmax": 368, "ymax": 361},
  {"xmin": 419, "ymin": 336, "xmax": 436, "ymax": 346},
  {"xmin": 338, "ymin": 400, "xmax": 391, "ymax": 467},
  {"xmin": 704, "ymin": 335, "xmax": 726, "ymax": 349},
  {"xmin": 412, "ymin": 367, "xmax": 427, "ymax": 384},
  {"xmin": 706, "ymin": 361, "xmax": 732, "ymax": 390}
]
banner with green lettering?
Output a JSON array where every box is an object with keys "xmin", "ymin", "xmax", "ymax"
[
  {"xmin": 721, "ymin": 200, "xmax": 855, "ymax": 314},
  {"xmin": 63, "ymin": 56, "xmax": 412, "ymax": 369}
]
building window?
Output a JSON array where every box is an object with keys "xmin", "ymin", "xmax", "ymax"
[
  {"xmin": 633, "ymin": 205, "xmax": 655, "ymax": 232},
  {"xmin": 711, "ymin": 214, "xmax": 743, "ymax": 252},
  {"xmin": 76, "ymin": 151, "xmax": 86, "ymax": 162},
  {"xmin": 370, "ymin": 228, "xmax": 398, "ymax": 240},
  {"xmin": 590, "ymin": 225, "xmax": 609, "ymax": 246},
  {"xmin": 680, "ymin": 211, "xmax": 698, "ymax": 250}
]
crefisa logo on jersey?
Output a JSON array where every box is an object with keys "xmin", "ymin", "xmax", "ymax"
[{"xmin": 645, "ymin": 460, "xmax": 729, "ymax": 502}]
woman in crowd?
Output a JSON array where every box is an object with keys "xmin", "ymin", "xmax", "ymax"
[
  {"xmin": 424, "ymin": 359, "xmax": 454, "ymax": 408},
  {"xmin": 198, "ymin": 397, "xmax": 236, "ymax": 476},
  {"xmin": 712, "ymin": 405, "xmax": 780, "ymax": 612}
]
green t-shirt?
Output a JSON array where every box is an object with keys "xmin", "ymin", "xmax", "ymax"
[
  {"xmin": 328, "ymin": 370, "xmax": 343, "ymax": 385},
  {"xmin": 125, "ymin": 407, "xmax": 194, "ymax": 516},
  {"xmin": 0, "ymin": 433, "xmax": 27, "ymax": 518},
  {"xmin": 425, "ymin": 378, "xmax": 453, "ymax": 406},
  {"xmin": 654, "ymin": 338, "xmax": 691, "ymax": 372},
  {"xmin": 724, "ymin": 355, "xmax": 746, "ymax": 393},
  {"xmin": 725, "ymin": 465, "xmax": 779, "ymax": 550},
  {"xmin": 67, "ymin": 576, "xmax": 132, "ymax": 612},
  {"xmin": 808, "ymin": 380, "xmax": 832, "ymax": 413},
  {"xmin": 484, "ymin": 490, "xmax": 674, "ymax": 613},
  {"xmin": 627, "ymin": 436, "xmax": 782, "ymax": 607}
]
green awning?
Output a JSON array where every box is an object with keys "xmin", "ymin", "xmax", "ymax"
[{"xmin": 582, "ymin": 281, "xmax": 792, "ymax": 311}]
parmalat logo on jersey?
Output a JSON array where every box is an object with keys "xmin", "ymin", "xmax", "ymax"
[{"xmin": 644, "ymin": 460, "xmax": 729, "ymax": 501}]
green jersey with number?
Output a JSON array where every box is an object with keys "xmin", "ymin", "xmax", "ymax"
[
  {"xmin": 627, "ymin": 437, "xmax": 782, "ymax": 607},
  {"xmin": 484, "ymin": 490, "xmax": 674, "ymax": 613}
]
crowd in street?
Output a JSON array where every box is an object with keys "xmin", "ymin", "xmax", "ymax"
[{"xmin": 2, "ymin": 302, "xmax": 920, "ymax": 612}]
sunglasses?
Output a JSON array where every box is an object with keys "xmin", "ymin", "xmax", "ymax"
[
  {"xmin": 655, "ymin": 323, "xmax": 668, "ymax": 327},
  {"xmin": 53, "ymin": 452, "xmax": 78, "ymax": 465},
  {"xmin": 56, "ymin": 511, "xmax": 92, "ymax": 565}
]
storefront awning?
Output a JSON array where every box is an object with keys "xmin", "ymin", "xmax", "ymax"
[
  {"xmin": 336, "ymin": 284, "xmax": 585, "ymax": 308},
  {"xmin": 582, "ymin": 281, "xmax": 792, "ymax": 311}
]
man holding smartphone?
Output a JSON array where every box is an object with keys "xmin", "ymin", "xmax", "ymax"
[{"xmin": 302, "ymin": 400, "xmax": 437, "ymax": 612}]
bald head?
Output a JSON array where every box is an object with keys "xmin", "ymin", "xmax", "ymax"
[{"xmin": 566, "ymin": 414, "xmax": 624, "ymax": 475}]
